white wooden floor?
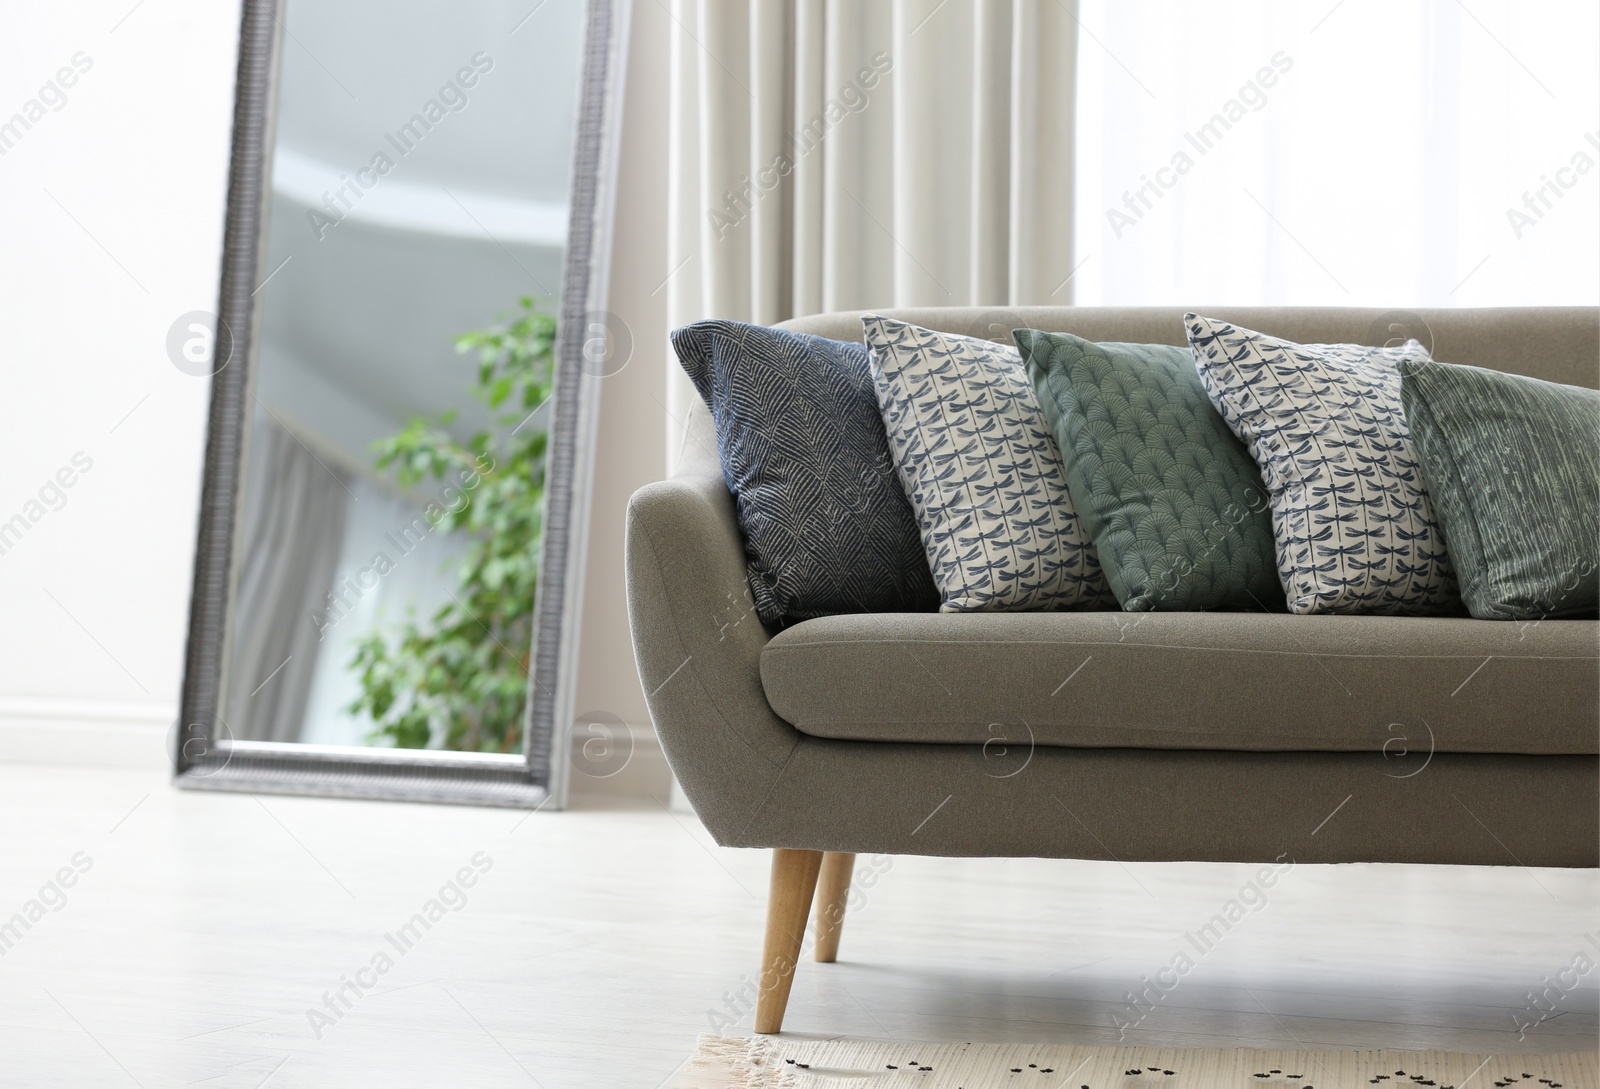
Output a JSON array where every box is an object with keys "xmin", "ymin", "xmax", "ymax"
[{"xmin": 0, "ymin": 764, "xmax": 1593, "ymax": 1088}]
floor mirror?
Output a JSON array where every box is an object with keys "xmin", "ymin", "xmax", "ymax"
[{"xmin": 173, "ymin": 0, "xmax": 630, "ymax": 808}]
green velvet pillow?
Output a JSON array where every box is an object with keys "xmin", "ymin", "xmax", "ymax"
[
  {"xmin": 1015, "ymin": 329, "xmax": 1283, "ymax": 612},
  {"xmin": 1400, "ymin": 360, "xmax": 1599, "ymax": 621}
]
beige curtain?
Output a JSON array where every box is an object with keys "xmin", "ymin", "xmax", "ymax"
[{"xmin": 665, "ymin": 0, "xmax": 1080, "ymax": 462}]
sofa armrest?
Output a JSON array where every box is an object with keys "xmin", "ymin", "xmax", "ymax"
[{"xmin": 626, "ymin": 462, "xmax": 800, "ymax": 837}]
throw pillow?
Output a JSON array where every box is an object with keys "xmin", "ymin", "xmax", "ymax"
[
  {"xmin": 1400, "ymin": 359, "xmax": 1599, "ymax": 620},
  {"xmin": 672, "ymin": 320, "xmax": 937, "ymax": 625},
  {"xmin": 863, "ymin": 315, "xmax": 1112, "ymax": 612},
  {"xmin": 1185, "ymin": 314, "xmax": 1458, "ymax": 615},
  {"xmin": 1015, "ymin": 329, "xmax": 1283, "ymax": 612}
]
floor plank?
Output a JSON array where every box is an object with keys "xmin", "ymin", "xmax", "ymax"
[{"xmin": 0, "ymin": 764, "xmax": 1593, "ymax": 1088}]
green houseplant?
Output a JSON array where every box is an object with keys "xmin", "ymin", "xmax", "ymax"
[{"xmin": 347, "ymin": 297, "xmax": 555, "ymax": 752}]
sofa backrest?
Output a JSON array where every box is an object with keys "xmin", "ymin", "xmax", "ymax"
[
  {"xmin": 673, "ymin": 307, "xmax": 1598, "ymax": 476},
  {"xmin": 773, "ymin": 306, "xmax": 1600, "ymax": 389}
]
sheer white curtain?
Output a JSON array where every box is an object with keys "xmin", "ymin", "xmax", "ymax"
[
  {"xmin": 666, "ymin": 0, "xmax": 1081, "ymax": 462},
  {"xmin": 1072, "ymin": 0, "xmax": 1599, "ymax": 308},
  {"xmin": 300, "ymin": 474, "xmax": 468, "ymax": 748}
]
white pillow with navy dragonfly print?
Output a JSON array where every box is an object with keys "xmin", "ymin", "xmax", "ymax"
[
  {"xmin": 863, "ymin": 316, "xmax": 1112, "ymax": 612},
  {"xmin": 1185, "ymin": 314, "xmax": 1460, "ymax": 615}
]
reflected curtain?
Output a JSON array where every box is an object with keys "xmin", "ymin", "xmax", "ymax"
[
  {"xmin": 298, "ymin": 474, "xmax": 468, "ymax": 748},
  {"xmin": 666, "ymin": 0, "xmax": 1080, "ymax": 463},
  {"xmin": 224, "ymin": 415, "xmax": 351, "ymax": 743}
]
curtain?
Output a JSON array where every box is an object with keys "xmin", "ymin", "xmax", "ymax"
[
  {"xmin": 666, "ymin": 0, "xmax": 1080, "ymax": 462},
  {"xmin": 299, "ymin": 474, "xmax": 468, "ymax": 748},
  {"xmin": 224, "ymin": 414, "xmax": 351, "ymax": 743},
  {"xmin": 1072, "ymin": 0, "xmax": 1599, "ymax": 308}
]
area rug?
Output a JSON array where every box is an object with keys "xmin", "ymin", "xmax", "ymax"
[{"xmin": 684, "ymin": 1036, "xmax": 1596, "ymax": 1089}]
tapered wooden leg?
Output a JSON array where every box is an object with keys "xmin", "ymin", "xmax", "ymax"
[
  {"xmin": 754, "ymin": 848, "xmax": 823, "ymax": 1034},
  {"xmin": 812, "ymin": 852, "xmax": 855, "ymax": 963}
]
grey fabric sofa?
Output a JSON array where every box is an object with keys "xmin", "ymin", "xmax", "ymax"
[{"xmin": 625, "ymin": 306, "xmax": 1599, "ymax": 1033}]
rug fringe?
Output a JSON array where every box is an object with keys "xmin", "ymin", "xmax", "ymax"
[
  {"xmin": 683, "ymin": 1036, "xmax": 1598, "ymax": 1089},
  {"xmin": 687, "ymin": 1034, "xmax": 797, "ymax": 1089}
]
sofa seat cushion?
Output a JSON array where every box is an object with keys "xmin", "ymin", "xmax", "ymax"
[{"xmin": 760, "ymin": 612, "xmax": 1598, "ymax": 755}]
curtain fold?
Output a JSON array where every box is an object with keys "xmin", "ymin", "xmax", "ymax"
[
  {"xmin": 666, "ymin": 0, "xmax": 1079, "ymax": 465},
  {"xmin": 224, "ymin": 415, "xmax": 351, "ymax": 744}
]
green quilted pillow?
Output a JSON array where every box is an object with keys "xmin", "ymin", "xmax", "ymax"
[
  {"xmin": 1015, "ymin": 329, "xmax": 1283, "ymax": 612},
  {"xmin": 1400, "ymin": 360, "xmax": 1599, "ymax": 620}
]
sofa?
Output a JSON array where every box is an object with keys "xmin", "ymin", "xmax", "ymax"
[{"xmin": 624, "ymin": 306, "xmax": 1599, "ymax": 1034}]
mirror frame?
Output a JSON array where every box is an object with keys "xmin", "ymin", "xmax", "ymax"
[{"xmin": 173, "ymin": 0, "xmax": 631, "ymax": 809}]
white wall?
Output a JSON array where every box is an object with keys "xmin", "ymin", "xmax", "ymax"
[
  {"xmin": 0, "ymin": 0, "xmax": 243, "ymax": 765},
  {"xmin": 0, "ymin": 0, "xmax": 673, "ymax": 791},
  {"xmin": 569, "ymin": 0, "xmax": 672, "ymax": 800}
]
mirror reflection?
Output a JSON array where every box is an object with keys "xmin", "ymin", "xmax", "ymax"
[{"xmin": 222, "ymin": 0, "xmax": 582, "ymax": 753}]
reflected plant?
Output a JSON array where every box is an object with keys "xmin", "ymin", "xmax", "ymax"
[{"xmin": 347, "ymin": 296, "xmax": 555, "ymax": 752}]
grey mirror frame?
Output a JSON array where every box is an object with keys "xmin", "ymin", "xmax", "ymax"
[{"xmin": 173, "ymin": 0, "xmax": 632, "ymax": 809}]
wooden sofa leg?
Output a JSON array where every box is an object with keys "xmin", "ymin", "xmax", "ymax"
[
  {"xmin": 754, "ymin": 848, "xmax": 823, "ymax": 1034},
  {"xmin": 813, "ymin": 852, "xmax": 855, "ymax": 963}
]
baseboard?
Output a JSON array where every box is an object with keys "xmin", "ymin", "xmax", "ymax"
[
  {"xmin": 567, "ymin": 724, "xmax": 675, "ymax": 801},
  {"xmin": 0, "ymin": 696, "xmax": 175, "ymax": 771},
  {"xmin": 666, "ymin": 773, "xmax": 695, "ymax": 813},
  {"xmin": 0, "ymin": 697, "xmax": 677, "ymax": 801}
]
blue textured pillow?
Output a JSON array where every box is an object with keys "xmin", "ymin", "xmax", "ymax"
[{"xmin": 672, "ymin": 320, "xmax": 938, "ymax": 625}]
